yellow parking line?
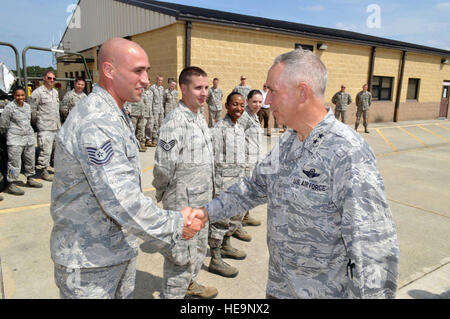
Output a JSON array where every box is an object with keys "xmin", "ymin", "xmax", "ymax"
[
  {"xmin": 418, "ymin": 125, "xmax": 450, "ymax": 143},
  {"xmin": 375, "ymin": 128, "xmax": 398, "ymax": 152},
  {"xmin": 398, "ymin": 127, "xmax": 427, "ymax": 146},
  {"xmin": 374, "ymin": 123, "xmax": 444, "ymax": 130},
  {"xmin": 0, "ymin": 188, "xmax": 157, "ymax": 216},
  {"xmin": 0, "ymin": 203, "xmax": 50, "ymax": 215},
  {"xmin": 435, "ymin": 123, "xmax": 450, "ymax": 131},
  {"xmin": 387, "ymin": 198, "xmax": 450, "ymax": 219},
  {"xmin": 142, "ymin": 165, "xmax": 154, "ymax": 173}
]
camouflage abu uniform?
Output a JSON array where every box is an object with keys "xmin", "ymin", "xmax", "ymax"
[
  {"xmin": 126, "ymin": 88, "xmax": 153, "ymax": 145},
  {"xmin": 355, "ymin": 90, "xmax": 372, "ymax": 131},
  {"xmin": 232, "ymin": 84, "xmax": 251, "ymax": 106},
  {"xmin": 60, "ymin": 89, "xmax": 87, "ymax": 122},
  {"xmin": 153, "ymin": 101, "xmax": 214, "ymax": 299},
  {"xmin": 50, "ymin": 84, "xmax": 188, "ymax": 299},
  {"xmin": 238, "ymin": 106, "xmax": 263, "ymax": 177},
  {"xmin": 331, "ymin": 91, "xmax": 352, "ymax": 123},
  {"xmin": 163, "ymin": 87, "xmax": 178, "ymax": 117},
  {"xmin": 150, "ymin": 84, "xmax": 165, "ymax": 142},
  {"xmin": 209, "ymin": 114, "xmax": 246, "ymax": 248},
  {"xmin": 205, "ymin": 109, "xmax": 399, "ymax": 299},
  {"xmin": 29, "ymin": 85, "xmax": 61, "ymax": 170},
  {"xmin": 206, "ymin": 87, "xmax": 223, "ymax": 128},
  {"xmin": 0, "ymin": 100, "xmax": 36, "ymax": 182}
]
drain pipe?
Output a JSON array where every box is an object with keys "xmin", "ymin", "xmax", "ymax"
[
  {"xmin": 394, "ymin": 50, "xmax": 407, "ymax": 122},
  {"xmin": 185, "ymin": 21, "xmax": 192, "ymax": 68}
]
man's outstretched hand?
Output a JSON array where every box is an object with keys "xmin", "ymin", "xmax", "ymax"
[{"xmin": 180, "ymin": 206, "xmax": 210, "ymax": 239}]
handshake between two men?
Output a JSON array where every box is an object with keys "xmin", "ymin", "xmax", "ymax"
[{"xmin": 180, "ymin": 206, "xmax": 210, "ymax": 239}]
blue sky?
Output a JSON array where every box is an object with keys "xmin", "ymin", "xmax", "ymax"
[{"xmin": 1, "ymin": 0, "xmax": 449, "ymax": 70}]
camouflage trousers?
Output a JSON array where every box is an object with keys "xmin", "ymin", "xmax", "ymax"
[
  {"xmin": 162, "ymin": 224, "xmax": 209, "ymax": 299},
  {"xmin": 36, "ymin": 130, "xmax": 56, "ymax": 170},
  {"xmin": 334, "ymin": 109, "xmax": 347, "ymax": 123},
  {"xmin": 151, "ymin": 112, "xmax": 164, "ymax": 140},
  {"xmin": 130, "ymin": 116, "xmax": 147, "ymax": 143},
  {"xmin": 7, "ymin": 144, "xmax": 35, "ymax": 182},
  {"xmin": 53, "ymin": 258, "xmax": 137, "ymax": 299},
  {"xmin": 208, "ymin": 213, "xmax": 245, "ymax": 248},
  {"xmin": 355, "ymin": 109, "xmax": 370, "ymax": 128},
  {"xmin": 208, "ymin": 109, "xmax": 222, "ymax": 128},
  {"xmin": 144, "ymin": 116, "xmax": 154, "ymax": 142}
]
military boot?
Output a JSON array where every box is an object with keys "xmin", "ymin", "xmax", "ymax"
[
  {"xmin": 185, "ymin": 281, "xmax": 218, "ymax": 299},
  {"xmin": 139, "ymin": 142, "xmax": 147, "ymax": 152},
  {"xmin": 150, "ymin": 139, "xmax": 158, "ymax": 147},
  {"xmin": 26, "ymin": 177, "xmax": 43, "ymax": 188},
  {"xmin": 7, "ymin": 182, "xmax": 25, "ymax": 196},
  {"xmin": 40, "ymin": 169, "xmax": 53, "ymax": 182},
  {"xmin": 242, "ymin": 211, "xmax": 261, "ymax": 227},
  {"xmin": 0, "ymin": 194, "xmax": 3, "ymax": 201},
  {"xmin": 220, "ymin": 236, "xmax": 246, "ymax": 260},
  {"xmin": 364, "ymin": 127, "xmax": 370, "ymax": 133},
  {"xmin": 208, "ymin": 247, "xmax": 239, "ymax": 278},
  {"xmin": 232, "ymin": 224, "xmax": 252, "ymax": 242},
  {"xmin": 145, "ymin": 139, "xmax": 153, "ymax": 147}
]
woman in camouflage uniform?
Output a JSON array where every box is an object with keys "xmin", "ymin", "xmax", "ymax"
[{"xmin": 0, "ymin": 87, "xmax": 42, "ymax": 195}]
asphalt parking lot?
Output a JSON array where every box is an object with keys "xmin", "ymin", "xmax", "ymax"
[{"xmin": 0, "ymin": 118, "xmax": 449, "ymax": 299}]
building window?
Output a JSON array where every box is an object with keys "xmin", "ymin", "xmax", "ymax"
[
  {"xmin": 407, "ymin": 78, "xmax": 420, "ymax": 100},
  {"xmin": 295, "ymin": 43, "xmax": 314, "ymax": 52},
  {"xmin": 372, "ymin": 76, "xmax": 393, "ymax": 101}
]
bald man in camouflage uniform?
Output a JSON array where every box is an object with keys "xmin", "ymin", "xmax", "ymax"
[
  {"xmin": 30, "ymin": 71, "xmax": 61, "ymax": 182},
  {"xmin": 149, "ymin": 76, "xmax": 165, "ymax": 146},
  {"xmin": 50, "ymin": 38, "xmax": 203, "ymax": 299},
  {"xmin": 60, "ymin": 78, "xmax": 87, "ymax": 123},
  {"xmin": 355, "ymin": 84, "xmax": 372, "ymax": 133},
  {"xmin": 195, "ymin": 49, "xmax": 399, "ymax": 299},
  {"xmin": 153, "ymin": 66, "xmax": 217, "ymax": 299},
  {"xmin": 331, "ymin": 84, "xmax": 352, "ymax": 123},
  {"xmin": 163, "ymin": 79, "xmax": 178, "ymax": 117}
]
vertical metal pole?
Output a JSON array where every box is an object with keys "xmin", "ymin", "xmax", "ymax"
[{"xmin": 394, "ymin": 51, "xmax": 407, "ymax": 122}]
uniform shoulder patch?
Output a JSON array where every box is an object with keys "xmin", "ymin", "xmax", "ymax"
[
  {"xmin": 86, "ymin": 140, "xmax": 114, "ymax": 166},
  {"xmin": 159, "ymin": 139, "xmax": 176, "ymax": 151}
]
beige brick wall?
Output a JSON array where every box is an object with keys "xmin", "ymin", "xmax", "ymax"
[{"xmin": 132, "ymin": 24, "xmax": 179, "ymax": 88}]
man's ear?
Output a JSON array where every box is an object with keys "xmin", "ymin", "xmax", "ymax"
[
  {"xmin": 103, "ymin": 62, "xmax": 115, "ymax": 80},
  {"xmin": 298, "ymin": 82, "xmax": 310, "ymax": 104}
]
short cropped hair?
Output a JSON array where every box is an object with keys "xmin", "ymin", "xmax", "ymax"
[
  {"xmin": 273, "ymin": 49, "xmax": 328, "ymax": 97},
  {"xmin": 179, "ymin": 66, "xmax": 207, "ymax": 86}
]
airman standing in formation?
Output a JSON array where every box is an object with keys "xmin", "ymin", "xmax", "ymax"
[
  {"xmin": 153, "ymin": 66, "xmax": 217, "ymax": 299},
  {"xmin": 208, "ymin": 92, "xmax": 247, "ymax": 278},
  {"xmin": 30, "ymin": 70, "xmax": 61, "ymax": 182},
  {"xmin": 206, "ymin": 78, "xmax": 223, "ymax": 128},
  {"xmin": 232, "ymin": 75, "xmax": 251, "ymax": 106},
  {"xmin": 331, "ymin": 83, "xmax": 352, "ymax": 123},
  {"xmin": 163, "ymin": 79, "xmax": 178, "ymax": 117},
  {"xmin": 60, "ymin": 77, "xmax": 87, "ymax": 123},
  {"xmin": 149, "ymin": 75, "xmax": 165, "ymax": 146},
  {"xmin": 355, "ymin": 84, "xmax": 373, "ymax": 133},
  {"xmin": 0, "ymin": 86, "xmax": 43, "ymax": 196}
]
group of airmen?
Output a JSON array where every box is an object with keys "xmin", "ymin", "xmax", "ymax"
[
  {"xmin": 331, "ymin": 83, "xmax": 373, "ymax": 133},
  {"xmin": 0, "ymin": 38, "xmax": 400, "ymax": 300}
]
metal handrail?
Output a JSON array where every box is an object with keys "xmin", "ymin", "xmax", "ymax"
[{"xmin": 0, "ymin": 42, "xmax": 22, "ymax": 87}]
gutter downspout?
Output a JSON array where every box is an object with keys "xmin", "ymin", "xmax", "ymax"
[
  {"xmin": 185, "ymin": 21, "xmax": 192, "ymax": 68},
  {"xmin": 394, "ymin": 50, "xmax": 407, "ymax": 122},
  {"xmin": 368, "ymin": 47, "xmax": 376, "ymax": 92}
]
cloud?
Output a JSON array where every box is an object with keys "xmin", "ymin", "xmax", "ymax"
[
  {"xmin": 305, "ymin": 5, "xmax": 325, "ymax": 12},
  {"xmin": 335, "ymin": 22, "xmax": 358, "ymax": 31},
  {"xmin": 435, "ymin": 2, "xmax": 450, "ymax": 10}
]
